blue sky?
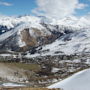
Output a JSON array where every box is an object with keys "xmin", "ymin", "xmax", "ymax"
[
  {"xmin": 75, "ymin": 0, "xmax": 90, "ymax": 16},
  {"xmin": 0, "ymin": 0, "xmax": 90, "ymax": 18},
  {"xmin": 0, "ymin": 0, "xmax": 36, "ymax": 15}
]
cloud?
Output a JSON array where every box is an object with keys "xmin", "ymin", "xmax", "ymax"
[
  {"xmin": 32, "ymin": 0, "xmax": 88, "ymax": 19},
  {"xmin": 0, "ymin": 1, "xmax": 12, "ymax": 6},
  {"xmin": 76, "ymin": 3, "xmax": 88, "ymax": 9}
]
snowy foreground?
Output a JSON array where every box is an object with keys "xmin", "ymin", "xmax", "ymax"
[{"xmin": 48, "ymin": 69, "xmax": 90, "ymax": 90}]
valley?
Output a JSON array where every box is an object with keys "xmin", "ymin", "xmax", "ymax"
[{"xmin": 0, "ymin": 53, "xmax": 89, "ymax": 88}]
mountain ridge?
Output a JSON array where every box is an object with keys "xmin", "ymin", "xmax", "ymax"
[{"xmin": 0, "ymin": 15, "xmax": 90, "ymax": 57}]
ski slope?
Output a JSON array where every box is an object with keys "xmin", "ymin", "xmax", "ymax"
[{"xmin": 48, "ymin": 69, "xmax": 90, "ymax": 90}]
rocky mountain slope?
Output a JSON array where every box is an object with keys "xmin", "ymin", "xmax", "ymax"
[{"xmin": 0, "ymin": 15, "xmax": 90, "ymax": 57}]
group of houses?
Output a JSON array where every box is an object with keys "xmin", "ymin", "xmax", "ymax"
[{"xmin": 0, "ymin": 53, "xmax": 23, "ymax": 62}]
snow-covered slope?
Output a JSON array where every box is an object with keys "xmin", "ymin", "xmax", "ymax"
[
  {"xmin": 0, "ymin": 15, "xmax": 90, "ymax": 30},
  {"xmin": 48, "ymin": 69, "xmax": 90, "ymax": 90},
  {"xmin": 0, "ymin": 15, "xmax": 41, "ymax": 29},
  {"xmin": 0, "ymin": 16, "xmax": 50, "ymax": 48},
  {"xmin": 0, "ymin": 15, "xmax": 90, "ymax": 53},
  {"xmin": 51, "ymin": 16, "xmax": 90, "ymax": 29},
  {"xmin": 45, "ymin": 29, "xmax": 90, "ymax": 55},
  {"xmin": 26, "ymin": 27, "xmax": 90, "ymax": 57}
]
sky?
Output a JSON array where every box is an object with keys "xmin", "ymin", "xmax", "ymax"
[{"xmin": 0, "ymin": 0, "xmax": 90, "ymax": 19}]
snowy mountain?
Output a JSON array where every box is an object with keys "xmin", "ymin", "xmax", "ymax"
[
  {"xmin": 48, "ymin": 69, "xmax": 90, "ymax": 90},
  {"xmin": 28, "ymin": 28, "xmax": 90, "ymax": 57},
  {"xmin": 0, "ymin": 15, "xmax": 90, "ymax": 88},
  {"xmin": 0, "ymin": 15, "xmax": 90, "ymax": 56}
]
